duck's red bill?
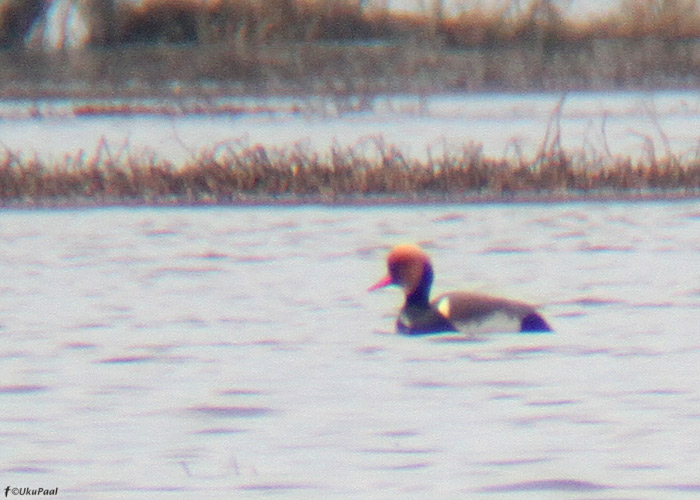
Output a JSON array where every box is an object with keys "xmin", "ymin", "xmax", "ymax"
[{"xmin": 368, "ymin": 275, "xmax": 393, "ymax": 292}]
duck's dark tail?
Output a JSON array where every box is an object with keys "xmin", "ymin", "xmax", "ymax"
[{"xmin": 521, "ymin": 312, "xmax": 552, "ymax": 332}]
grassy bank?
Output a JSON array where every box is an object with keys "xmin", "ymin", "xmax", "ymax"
[
  {"xmin": 2, "ymin": 38, "xmax": 699, "ymax": 99},
  {"xmin": 2, "ymin": 141, "xmax": 699, "ymax": 206}
]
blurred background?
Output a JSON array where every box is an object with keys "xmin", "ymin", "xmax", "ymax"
[{"xmin": 1, "ymin": 0, "xmax": 697, "ymax": 97}]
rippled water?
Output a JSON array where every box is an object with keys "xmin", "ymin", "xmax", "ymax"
[{"xmin": 1, "ymin": 201, "xmax": 699, "ymax": 498}]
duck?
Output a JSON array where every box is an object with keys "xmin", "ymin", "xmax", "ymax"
[{"xmin": 369, "ymin": 244, "xmax": 552, "ymax": 335}]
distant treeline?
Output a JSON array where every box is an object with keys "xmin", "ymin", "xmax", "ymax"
[
  {"xmin": 2, "ymin": 0, "xmax": 700, "ymax": 93},
  {"xmin": 4, "ymin": 0, "xmax": 700, "ymax": 48}
]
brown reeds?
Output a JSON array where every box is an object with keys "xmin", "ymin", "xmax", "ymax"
[{"xmin": 1, "ymin": 140, "xmax": 699, "ymax": 206}]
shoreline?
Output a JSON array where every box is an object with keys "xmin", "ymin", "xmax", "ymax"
[{"xmin": 3, "ymin": 190, "xmax": 698, "ymax": 210}]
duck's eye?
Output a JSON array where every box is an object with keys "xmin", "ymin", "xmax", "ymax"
[
  {"xmin": 389, "ymin": 262, "xmax": 410, "ymax": 285},
  {"xmin": 388, "ymin": 262, "xmax": 404, "ymax": 282}
]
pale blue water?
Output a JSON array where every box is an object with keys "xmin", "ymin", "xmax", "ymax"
[
  {"xmin": 1, "ymin": 201, "xmax": 699, "ymax": 498},
  {"xmin": 2, "ymin": 90, "xmax": 700, "ymax": 166}
]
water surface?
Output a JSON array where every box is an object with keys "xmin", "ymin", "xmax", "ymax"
[
  {"xmin": 2, "ymin": 91, "xmax": 700, "ymax": 165},
  {"xmin": 1, "ymin": 201, "xmax": 699, "ymax": 498}
]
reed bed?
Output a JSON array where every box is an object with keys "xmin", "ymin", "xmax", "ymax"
[{"xmin": 1, "ymin": 140, "xmax": 699, "ymax": 206}]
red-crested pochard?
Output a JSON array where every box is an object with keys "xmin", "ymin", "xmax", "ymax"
[{"xmin": 370, "ymin": 244, "xmax": 552, "ymax": 335}]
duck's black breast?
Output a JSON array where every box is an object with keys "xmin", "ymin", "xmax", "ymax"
[{"xmin": 397, "ymin": 304, "xmax": 457, "ymax": 335}]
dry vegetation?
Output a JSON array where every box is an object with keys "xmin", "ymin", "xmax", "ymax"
[{"xmin": 1, "ymin": 139, "xmax": 699, "ymax": 206}]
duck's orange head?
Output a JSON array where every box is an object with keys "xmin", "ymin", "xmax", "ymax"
[{"xmin": 369, "ymin": 244, "xmax": 432, "ymax": 295}]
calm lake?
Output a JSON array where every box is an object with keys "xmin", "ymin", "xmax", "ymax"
[
  {"xmin": 1, "ymin": 200, "xmax": 699, "ymax": 498},
  {"xmin": 3, "ymin": 90, "xmax": 700, "ymax": 165}
]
